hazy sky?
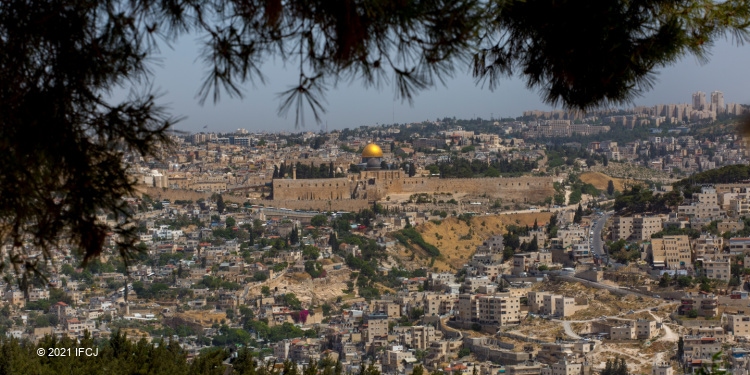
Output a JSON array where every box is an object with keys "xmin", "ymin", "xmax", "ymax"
[{"xmin": 139, "ymin": 36, "xmax": 750, "ymax": 133}]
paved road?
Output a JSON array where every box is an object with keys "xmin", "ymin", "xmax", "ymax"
[
  {"xmin": 562, "ymin": 321, "xmax": 581, "ymax": 339},
  {"xmin": 555, "ymin": 274, "xmax": 653, "ymax": 298},
  {"xmin": 259, "ymin": 208, "xmax": 320, "ymax": 219},
  {"xmin": 554, "ymin": 302, "xmax": 674, "ymax": 341},
  {"xmin": 592, "ymin": 210, "xmax": 613, "ymax": 263},
  {"xmin": 498, "ymin": 200, "xmax": 615, "ymax": 216}
]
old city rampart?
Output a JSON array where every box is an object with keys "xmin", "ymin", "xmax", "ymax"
[
  {"xmin": 272, "ymin": 175, "xmax": 554, "ymax": 204},
  {"xmin": 272, "ymin": 177, "xmax": 352, "ymax": 201},
  {"xmin": 384, "ymin": 176, "xmax": 554, "ymax": 203}
]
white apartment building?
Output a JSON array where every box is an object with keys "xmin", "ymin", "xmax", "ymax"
[
  {"xmin": 677, "ymin": 203, "xmax": 723, "ymax": 220},
  {"xmin": 729, "ymin": 238, "xmax": 750, "ymax": 256},
  {"xmin": 650, "ymin": 235, "xmax": 692, "ymax": 269},
  {"xmin": 611, "ymin": 215, "xmax": 665, "ymax": 241},
  {"xmin": 540, "ymin": 360, "xmax": 584, "ymax": 375},
  {"xmin": 728, "ymin": 315, "xmax": 750, "ymax": 338},
  {"xmin": 477, "ymin": 294, "xmax": 522, "ymax": 326},
  {"xmin": 703, "ymin": 259, "xmax": 731, "ymax": 282}
]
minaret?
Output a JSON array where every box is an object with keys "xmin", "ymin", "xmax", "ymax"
[{"xmin": 292, "ymin": 164, "xmax": 297, "ymax": 180}]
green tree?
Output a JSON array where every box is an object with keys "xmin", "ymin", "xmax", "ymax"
[
  {"xmin": 607, "ymin": 180, "xmax": 616, "ymax": 196},
  {"xmin": 311, "ymin": 215, "xmax": 328, "ymax": 227},
  {"xmin": 528, "ymin": 235, "xmax": 539, "ymax": 252},
  {"xmin": 659, "ymin": 272, "xmax": 671, "ymax": 287},
  {"xmin": 284, "ymin": 293, "xmax": 303, "ymax": 310},
  {"xmin": 289, "ymin": 225, "xmax": 299, "ymax": 245},
  {"xmin": 322, "ymin": 303, "xmax": 333, "ymax": 316},
  {"xmin": 261, "ymin": 285, "xmax": 271, "ymax": 296},
  {"xmin": 302, "ymin": 245, "xmax": 320, "ymax": 260},
  {"xmin": 574, "ymin": 204, "xmax": 583, "ymax": 224},
  {"xmin": 601, "ymin": 358, "xmax": 629, "ymax": 375},
  {"xmin": 502, "ymin": 247, "xmax": 516, "ymax": 262},
  {"xmin": 677, "ymin": 275, "xmax": 694, "ymax": 288},
  {"xmin": 328, "ymin": 232, "xmax": 339, "ymax": 252},
  {"xmin": 216, "ymin": 195, "xmax": 226, "ymax": 214}
]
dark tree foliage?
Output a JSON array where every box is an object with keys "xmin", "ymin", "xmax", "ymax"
[
  {"xmin": 0, "ymin": 1, "xmax": 176, "ymax": 290},
  {"xmin": 606, "ymin": 239, "xmax": 641, "ymax": 264},
  {"xmin": 292, "ymin": 162, "xmax": 337, "ymax": 179},
  {"xmin": 428, "ymin": 157, "xmax": 537, "ymax": 178},
  {"xmin": 674, "ymin": 164, "xmax": 750, "ymax": 198},
  {"xmin": 289, "ymin": 225, "xmax": 299, "ymax": 245},
  {"xmin": 393, "ymin": 228, "xmax": 441, "ymax": 257},
  {"xmin": 216, "ymin": 195, "xmax": 226, "ymax": 214},
  {"xmin": 546, "ymin": 145, "xmax": 601, "ymax": 168},
  {"xmin": 0, "ymin": 331, "xmax": 192, "ymax": 374},
  {"xmin": 574, "ymin": 204, "xmax": 583, "ymax": 224},
  {"xmin": 473, "ymin": 0, "xmax": 750, "ymax": 110},
  {"xmin": 328, "ymin": 232, "xmax": 339, "ymax": 252},
  {"xmin": 528, "ymin": 235, "xmax": 539, "ymax": 252},
  {"xmin": 601, "ymin": 358, "xmax": 629, "ymax": 375},
  {"xmin": 614, "ymin": 185, "xmax": 682, "ymax": 215},
  {"xmin": 2, "ymin": 0, "xmax": 749, "ymax": 289},
  {"xmin": 650, "ymin": 227, "xmax": 701, "ymax": 239}
]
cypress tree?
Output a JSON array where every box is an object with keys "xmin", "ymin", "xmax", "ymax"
[{"xmin": 289, "ymin": 225, "xmax": 299, "ymax": 245}]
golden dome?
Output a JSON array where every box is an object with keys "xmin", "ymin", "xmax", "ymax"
[{"xmin": 362, "ymin": 143, "xmax": 383, "ymax": 158}]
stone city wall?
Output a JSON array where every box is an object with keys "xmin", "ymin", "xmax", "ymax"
[
  {"xmin": 375, "ymin": 176, "xmax": 555, "ymax": 203},
  {"xmin": 272, "ymin": 178, "xmax": 352, "ymax": 201},
  {"xmin": 271, "ymin": 175, "xmax": 555, "ymax": 204}
]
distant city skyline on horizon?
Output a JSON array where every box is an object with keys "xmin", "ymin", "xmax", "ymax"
[
  {"xmin": 133, "ymin": 36, "xmax": 750, "ymax": 133},
  {"xmin": 173, "ymin": 87, "xmax": 748, "ymax": 135},
  {"xmin": 179, "ymin": 88, "xmax": 745, "ymax": 135}
]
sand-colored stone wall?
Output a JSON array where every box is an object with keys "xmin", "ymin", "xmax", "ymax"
[
  {"xmin": 272, "ymin": 175, "xmax": 554, "ymax": 204},
  {"xmin": 272, "ymin": 177, "xmax": 352, "ymax": 201},
  {"xmin": 378, "ymin": 176, "xmax": 555, "ymax": 203}
]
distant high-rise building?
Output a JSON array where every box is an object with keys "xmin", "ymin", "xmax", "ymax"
[
  {"xmin": 692, "ymin": 91, "xmax": 707, "ymax": 110},
  {"xmin": 711, "ymin": 91, "xmax": 725, "ymax": 113}
]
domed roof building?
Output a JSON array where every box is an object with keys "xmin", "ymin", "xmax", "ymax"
[
  {"xmin": 362, "ymin": 143, "xmax": 383, "ymax": 158},
  {"xmin": 361, "ymin": 143, "xmax": 383, "ymax": 170}
]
